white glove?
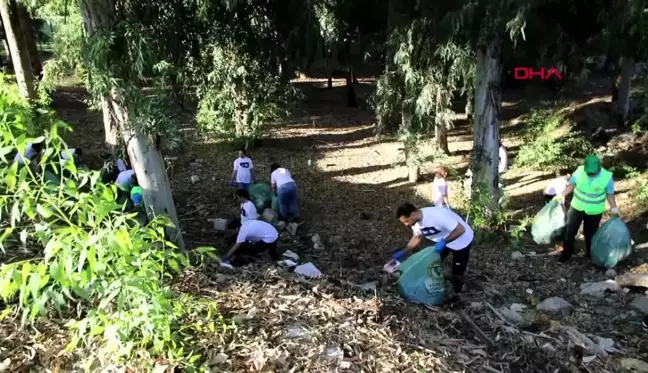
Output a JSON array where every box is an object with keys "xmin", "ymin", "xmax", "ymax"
[{"xmin": 610, "ymin": 207, "xmax": 621, "ymax": 217}]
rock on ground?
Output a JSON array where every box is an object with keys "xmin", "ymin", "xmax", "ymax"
[
  {"xmin": 579, "ymin": 280, "xmax": 619, "ymax": 297},
  {"xmin": 631, "ymin": 296, "xmax": 648, "ymax": 314},
  {"xmin": 537, "ymin": 297, "xmax": 573, "ymax": 316}
]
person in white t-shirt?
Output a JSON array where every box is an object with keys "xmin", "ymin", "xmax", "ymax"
[
  {"xmin": 270, "ymin": 163, "xmax": 300, "ymax": 221},
  {"xmin": 499, "ymin": 141, "xmax": 508, "ymax": 174},
  {"xmin": 221, "ymin": 220, "xmax": 280, "ymax": 266},
  {"xmin": 432, "ymin": 166, "xmax": 450, "ymax": 208},
  {"xmin": 236, "ymin": 189, "xmax": 259, "ymax": 223},
  {"xmin": 230, "ymin": 149, "xmax": 255, "ymax": 191},
  {"xmin": 13, "ymin": 142, "xmax": 44, "ymax": 166},
  {"xmin": 394, "ymin": 203, "xmax": 474, "ymax": 294},
  {"xmin": 543, "ymin": 173, "xmax": 570, "ymax": 204}
]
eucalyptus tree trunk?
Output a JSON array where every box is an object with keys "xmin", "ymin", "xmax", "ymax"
[
  {"xmin": 16, "ymin": 4, "xmax": 41, "ymax": 77},
  {"xmin": 615, "ymin": 56, "xmax": 633, "ymax": 122},
  {"xmin": 471, "ymin": 37, "xmax": 501, "ymax": 209},
  {"xmin": 401, "ymin": 108, "xmax": 419, "ymax": 183},
  {"xmin": 0, "ymin": 0, "xmax": 35, "ymax": 99},
  {"xmin": 79, "ymin": 0, "xmax": 185, "ymax": 250},
  {"xmin": 435, "ymin": 123, "xmax": 449, "ymax": 154},
  {"xmin": 326, "ymin": 47, "xmax": 332, "ymax": 89}
]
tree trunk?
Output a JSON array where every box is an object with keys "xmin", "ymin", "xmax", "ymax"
[
  {"xmin": 326, "ymin": 47, "xmax": 332, "ymax": 89},
  {"xmin": 101, "ymin": 98, "xmax": 119, "ymax": 147},
  {"xmin": 79, "ymin": 0, "xmax": 184, "ymax": 250},
  {"xmin": 471, "ymin": 37, "xmax": 502, "ymax": 209},
  {"xmin": 465, "ymin": 91, "xmax": 474, "ymax": 120},
  {"xmin": 401, "ymin": 108, "xmax": 419, "ymax": 183},
  {"xmin": 435, "ymin": 122, "xmax": 449, "ymax": 154},
  {"xmin": 616, "ymin": 56, "xmax": 633, "ymax": 121},
  {"xmin": 16, "ymin": 3, "xmax": 41, "ymax": 77},
  {"xmin": 346, "ymin": 70, "xmax": 357, "ymax": 107},
  {"xmin": 0, "ymin": 0, "xmax": 35, "ymax": 99}
]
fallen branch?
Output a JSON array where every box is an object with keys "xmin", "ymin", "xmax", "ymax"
[{"xmin": 460, "ymin": 310, "xmax": 494, "ymax": 346}]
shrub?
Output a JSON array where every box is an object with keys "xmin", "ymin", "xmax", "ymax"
[
  {"xmin": 0, "ymin": 77, "xmax": 220, "ymax": 370},
  {"xmin": 515, "ymin": 109, "xmax": 593, "ymax": 170}
]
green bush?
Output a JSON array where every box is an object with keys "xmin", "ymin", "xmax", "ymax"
[
  {"xmin": 0, "ymin": 77, "xmax": 220, "ymax": 370},
  {"xmin": 515, "ymin": 109, "xmax": 593, "ymax": 170}
]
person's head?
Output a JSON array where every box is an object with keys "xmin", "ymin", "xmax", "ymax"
[
  {"xmin": 130, "ymin": 173, "xmax": 138, "ymax": 186},
  {"xmin": 270, "ymin": 163, "xmax": 280, "ymax": 173},
  {"xmin": 564, "ymin": 173, "xmax": 571, "ymax": 180},
  {"xmin": 435, "ymin": 166, "xmax": 448, "ymax": 178},
  {"xmin": 396, "ymin": 203, "xmax": 420, "ymax": 227},
  {"xmin": 31, "ymin": 142, "xmax": 44, "ymax": 154},
  {"xmin": 238, "ymin": 149, "xmax": 247, "ymax": 158},
  {"xmin": 236, "ymin": 189, "xmax": 250, "ymax": 202},
  {"xmin": 227, "ymin": 218, "xmax": 242, "ymax": 230},
  {"xmin": 74, "ymin": 148, "xmax": 84, "ymax": 157},
  {"xmin": 583, "ymin": 154, "xmax": 601, "ymax": 176}
]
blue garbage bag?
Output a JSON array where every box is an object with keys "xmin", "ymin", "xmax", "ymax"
[
  {"xmin": 531, "ymin": 200, "xmax": 566, "ymax": 244},
  {"xmin": 591, "ymin": 217, "xmax": 633, "ymax": 268},
  {"xmin": 398, "ymin": 246, "xmax": 445, "ymax": 306}
]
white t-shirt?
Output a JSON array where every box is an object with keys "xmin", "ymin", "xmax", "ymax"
[
  {"xmin": 412, "ymin": 207, "xmax": 474, "ymax": 250},
  {"xmin": 233, "ymin": 157, "xmax": 253, "ymax": 183},
  {"xmin": 240, "ymin": 200, "xmax": 259, "ymax": 223},
  {"xmin": 116, "ymin": 170, "xmax": 135, "ymax": 189},
  {"xmin": 499, "ymin": 146, "xmax": 508, "ymax": 174},
  {"xmin": 544, "ymin": 177, "xmax": 568, "ymax": 196},
  {"xmin": 60, "ymin": 148, "xmax": 76, "ymax": 166},
  {"xmin": 271, "ymin": 168, "xmax": 295, "ymax": 187},
  {"xmin": 432, "ymin": 177, "xmax": 448, "ymax": 207},
  {"xmin": 236, "ymin": 220, "xmax": 279, "ymax": 244},
  {"xmin": 115, "ymin": 159, "xmax": 128, "ymax": 172},
  {"xmin": 14, "ymin": 143, "xmax": 36, "ymax": 165}
]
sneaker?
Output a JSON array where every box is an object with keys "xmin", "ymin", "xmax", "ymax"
[{"xmin": 642, "ymin": 316, "xmax": 648, "ymax": 330}]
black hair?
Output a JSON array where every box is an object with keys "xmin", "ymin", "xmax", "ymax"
[
  {"xmin": 31, "ymin": 142, "xmax": 44, "ymax": 152},
  {"xmin": 396, "ymin": 203, "xmax": 417, "ymax": 218},
  {"xmin": 270, "ymin": 163, "xmax": 280, "ymax": 172},
  {"xmin": 75, "ymin": 148, "xmax": 84, "ymax": 156},
  {"xmin": 227, "ymin": 218, "xmax": 242, "ymax": 230},
  {"xmin": 239, "ymin": 148, "xmax": 247, "ymax": 155},
  {"xmin": 131, "ymin": 173, "xmax": 139, "ymax": 186},
  {"xmin": 236, "ymin": 189, "xmax": 250, "ymax": 199}
]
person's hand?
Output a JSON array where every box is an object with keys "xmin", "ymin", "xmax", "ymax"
[
  {"xmin": 610, "ymin": 207, "xmax": 621, "ymax": 217},
  {"xmin": 434, "ymin": 239, "xmax": 447, "ymax": 252},
  {"xmin": 553, "ymin": 195, "xmax": 565, "ymax": 206},
  {"xmin": 227, "ymin": 179, "xmax": 235, "ymax": 187},
  {"xmin": 251, "ymin": 176, "xmax": 257, "ymax": 184},
  {"xmin": 392, "ymin": 250, "xmax": 407, "ymax": 261}
]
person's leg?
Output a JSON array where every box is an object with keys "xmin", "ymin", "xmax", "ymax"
[
  {"xmin": 263, "ymin": 240, "xmax": 280, "ymax": 261},
  {"xmin": 451, "ymin": 245, "xmax": 471, "ymax": 293},
  {"xmin": 230, "ymin": 241, "xmax": 264, "ymax": 266},
  {"xmin": 287, "ymin": 183, "xmax": 300, "ymax": 218},
  {"xmin": 560, "ymin": 207, "xmax": 586, "ymax": 262},
  {"xmin": 582, "ymin": 213, "xmax": 603, "ymax": 257},
  {"xmin": 277, "ymin": 184, "xmax": 290, "ymax": 220},
  {"xmin": 238, "ymin": 183, "xmax": 250, "ymax": 191}
]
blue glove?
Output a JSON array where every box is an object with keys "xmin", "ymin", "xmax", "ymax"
[
  {"xmin": 227, "ymin": 179, "xmax": 235, "ymax": 187},
  {"xmin": 392, "ymin": 250, "xmax": 407, "ymax": 261},
  {"xmin": 251, "ymin": 176, "xmax": 257, "ymax": 184},
  {"xmin": 434, "ymin": 239, "xmax": 447, "ymax": 252}
]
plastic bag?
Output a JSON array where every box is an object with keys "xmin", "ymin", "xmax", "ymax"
[
  {"xmin": 531, "ymin": 200, "xmax": 566, "ymax": 244},
  {"xmin": 249, "ymin": 183, "xmax": 273, "ymax": 212},
  {"xmin": 398, "ymin": 246, "xmax": 445, "ymax": 306},
  {"xmin": 591, "ymin": 217, "xmax": 633, "ymax": 268}
]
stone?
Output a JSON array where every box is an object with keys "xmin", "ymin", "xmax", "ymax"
[
  {"xmin": 498, "ymin": 307, "xmax": 525, "ymax": 325},
  {"xmin": 542, "ymin": 343, "xmax": 556, "ymax": 353},
  {"xmin": 313, "ymin": 242, "xmax": 324, "ymax": 250},
  {"xmin": 285, "ymin": 324, "xmax": 307, "ymax": 339},
  {"xmin": 605, "ymin": 269, "xmax": 617, "ymax": 278},
  {"xmin": 191, "ymin": 175, "xmax": 200, "ymax": 183},
  {"xmin": 511, "ymin": 251, "xmax": 524, "ymax": 259},
  {"xmin": 510, "ymin": 303, "xmax": 526, "ymax": 313},
  {"xmin": 262, "ymin": 209, "xmax": 278, "ymax": 224},
  {"xmin": 311, "ymin": 234, "xmax": 321, "ymax": 243},
  {"xmin": 621, "ymin": 358, "xmax": 648, "ymax": 372},
  {"xmin": 537, "ymin": 297, "xmax": 573, "ymax": 316},
  {"xmin": 579, "ymin": 280, "xmax": 619, "ymax": 297},
  {"xmin": 359, "ymin": 281, "xmax": 378, "ymax": 291},
  {"xmin": 275, "ymin": 221, "xmax": 287, "ymax": 231},
  {"xmin": 631, "ymin": 296, "xmax": 648, "ymax": 314},
  {"xmin": 469, "ymin": 302, "xmax": 483, "ymax": 310},
  {"xmin": 329, "ymin": 235, "xmax": 343, "ymax": 245},
  {"xmin": 287, "ymin": 222, "xmax": 299, "ymax": 236}
]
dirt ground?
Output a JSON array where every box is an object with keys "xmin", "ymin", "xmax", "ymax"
[{"xmin": 16, "ymin": 77, "xmax": 648, "ymax": 372}]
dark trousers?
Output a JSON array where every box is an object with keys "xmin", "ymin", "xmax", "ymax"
[
  {"xmin": 561, "ymin": 207, "xmax": 602, "ymax": 261},
  {"xmin": 440, "ymin": 244, "xmax": 471, "ymax": 293},
  {"xmin": 230, "ymin": 240, "xmax": 279, "ymax": 266}
]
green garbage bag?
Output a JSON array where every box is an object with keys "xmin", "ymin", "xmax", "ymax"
[
  {"xmin": 271, "ymin": 195, "xmax": 280, "ymax": 213},
  {"xmin": 591, "ymin": 217, "xmax": 633, "ymax": 268},
  {"xmin": 249, "ymin": 183, "xmax": 273, "ymax": 212},
  {"xmin": 397, "ymin": 246, "xmax": 445, "ymax": 306},
  {"xmin": 531, "ymin": 200, "xmax": 566, "ymax": 244}
]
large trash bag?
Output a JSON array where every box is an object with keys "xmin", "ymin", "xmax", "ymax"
[
  {"xmin": 398, "ymin": 246, "xmax": 445, "ymax": 306},
  {"xmin": 271, "ymin": 195, "xmax": 280, "ymax": 213},
  {"xmin": 249, "ymin": 183, "xmax": 273, "ymax": 211},
  {"xmin": 591, "ymin": 217, "xmax": 633, "ymax": 268},
  {"xmin": 531, "ymin": 200, "xmax": 566, "ymax": 244}
]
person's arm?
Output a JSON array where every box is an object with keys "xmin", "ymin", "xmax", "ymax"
[
  {"xmin": 444, "ymin": 223, "xmax": 465, "ymax": 243},
  {"xmin": 606, "ymin": 179, "xmax": 619, "ymax": 214},
  {"xmin": 560, "ymin": 174, "xmax": 578, "ymax": 197},
  {"xmin": 271, "ymin": 172, "xmax": 277, "ymax": 194},
  {"xmin": 231, "ymin": 160, "xmax": 238, "ymax": 180},
  {"xmin": 405, "ymin": 235, "xmax": 425, "ymax": 252},
  {"xmin": 224, "ymin": 242, "xmax": 242, "ymax": 260}
]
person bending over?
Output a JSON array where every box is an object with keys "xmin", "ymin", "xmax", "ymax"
[
  {"xmin": 394, "ymin": 203, "xmax": 474, "ymax": 294},
  {"xmin": 270, "ymin": 163, "xmax": 300, "ymax": 221},
  {"xmin": 237, "ymin": 189, "xmax": 259, "ymax": 223},
  {"xmin": 221, "ymin": 220, "xmax": 280, "ymax": 267}
]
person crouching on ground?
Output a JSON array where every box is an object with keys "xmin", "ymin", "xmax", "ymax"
[
  {"xmin": 237, "ymin": 189, "xmax": 259, "ymax": 224},
  {"xmin": 544, "ymin": 172, "xmax": 571, "ymax": 204},
  {"xmin": 393, "ymin": 203, "xmax": 474, "ymax": 294},
  {"xmin": 229, "ymin": 149, "xmax": 255, "ymax": 191},
  {"xmin": 220, "ymin": 220, "xmax": 280, "ymax": 267},
  {"xmin": 553, "ymin": 154, "xmax": 620, "ymax": 263},
  {"xmin": 432, "ymin": 166, "xmax": 451, "ymax": 208},
  {"xmin": 270, "ymin": 163, "xmax": 300, "ymax": 222}
]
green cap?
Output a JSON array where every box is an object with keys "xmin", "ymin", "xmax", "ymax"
[{"xmin": 583, "ymin": 154, "xmax": 601, "ymax": 174}]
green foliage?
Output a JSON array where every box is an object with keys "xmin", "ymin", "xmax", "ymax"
[
  {"xmin": 635, "ymin": 180, "xmax": 648, "ymax": 206},
  {"xmin": 515, "ymin": 109, "xmax": 593, "ymax": 170},
  {"xmin": 508, "ymin": 215, "xmax": 533, "ymax": 249},
  {"xmin": 195, "ymin": 45, "xmax": 297, "ymax": 141},
  {"xmin": 0, "ymin": 79, "xmax": 220, "ymax": 368}
]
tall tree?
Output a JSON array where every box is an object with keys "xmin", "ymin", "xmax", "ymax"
[
  {"xmin": 0, "ymin": 0, "xmax": 35, "ymax": 99},
  {"xmin": 16, "ymin": 3, "xmax": 41, "ymax": 77}
]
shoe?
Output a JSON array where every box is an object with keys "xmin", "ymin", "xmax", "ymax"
[{"xmin": 642, "ymin": 316, "xmax": 648, "ymax": 331}]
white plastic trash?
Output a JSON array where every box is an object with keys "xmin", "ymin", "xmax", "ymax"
[{"xmin": 294, "ymin": 262, "xmax": 323, "ymax": 278}]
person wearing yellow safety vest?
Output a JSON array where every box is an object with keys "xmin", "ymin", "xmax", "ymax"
[{"xmin": 553, "ymin": 155, "xmax": 620, "ymax": 263}]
